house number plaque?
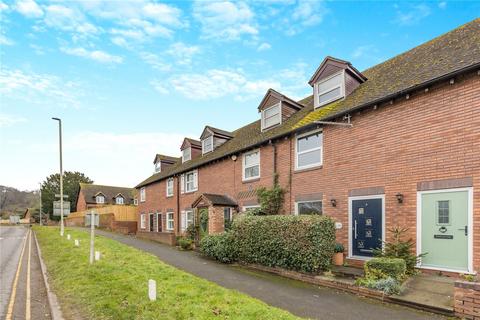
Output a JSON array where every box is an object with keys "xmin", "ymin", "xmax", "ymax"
[{"xmin": 434, "ymin": 235, "xmax": 453, "ymax": 239}]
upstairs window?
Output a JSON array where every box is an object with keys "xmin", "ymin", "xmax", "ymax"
[
  {"xmin": 316, "ymin": 72, "xmax": 344, "ymax": 108},
  {"xmin": 166, "ymin": 178, "xmax": 174, "ymax": 197},
  {"xmin": 154, "ymin": 161, "xmax": 161, "ymax": 173},
  {"xmin": 182, "ymin": 147, "xmax": 191, "ymax": 163},
  {"xmin": 202, "ymin": 135, "xmax": 213, "ymax": 154},
  {"xmin": 243, "ymin": 149, "xmax": 260, "ymax": 181},
  {"xmin": 140, "ymin": 187, "xmax": 146, "ymax": 202},
  {"xmin": 261, "ymin": 103, "xmax": 281, "ymax": 130},
  {"xmin": 296, "ymin": 130, "xmax": 323, "ymax": 170},
  {"xmin": 96, "ymin": 195, "xmax": 105, "ymax": 204},
  {"xmin": 115, "ymin": 197, "xmax": 124, "ymax": 205},
  {"xmin": 181, "ymin": 170, "xmax": 198, "ymax": 193}
]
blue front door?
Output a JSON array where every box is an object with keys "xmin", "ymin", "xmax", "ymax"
[{"xmin": 352, "ymin": 198, "xmax": 383, "ymax": 257}]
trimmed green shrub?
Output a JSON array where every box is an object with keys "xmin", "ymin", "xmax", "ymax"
[
  {"xmin": 257, "ymin": 184, "xmax": 284, "ymax": 215},
  {"xmin": 232, "ymin": 215, "xmax": 335, "ymax": 273},
  {"xmin": 334, "ymin": 243, "xmax": 344, "ymax": 253},
  {"xmin": 178, "ymin": 238, "xmax": 193, "ymax": 250},
  {"xmin": 365, "ymin": 257, "xmax": 406, "ymax": 280},
  {"xmin": 374, "ymin": 227, "xmax": 426, "ymax": 275},
  {"xmin": 357, "ymin": 277, "xmax": 401, "ymax": 295},
  {"xmin": 200, "ymin": 233, "xmax": 237, "ymax": 263}
]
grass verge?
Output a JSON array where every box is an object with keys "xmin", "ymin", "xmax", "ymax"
[{"xmin": 34, "ymin": 226, "xmax": 302, "ymax": 320}]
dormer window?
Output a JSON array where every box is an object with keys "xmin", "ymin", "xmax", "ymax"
[
  {"xmin": 96, "ymin": 195, "xmax": 105, "ymax": 204},
  {"xmin": 182, "ymin": 147, "xmax": 191, "ymax": 163},
  {"xmin": 261, "ymin": 102, "xmax": 281, "ymax": 131},
  {"xmin": 154, "ymin": 161, "xmax": 161, "ymax": 173},
  {"xmin": 115, "ymin": 196, "xmax": 124, "ymax": 205},
  {"xmin": 202, "ymin": 136, "xmax": 213, "ymax": 154},
  {"xmin": 316, "ymin": 71, "xmax": 344, "ymax": 108}
]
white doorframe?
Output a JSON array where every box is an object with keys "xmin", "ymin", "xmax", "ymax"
[
  {"xmin": 348, "ymin": 194, "xmax": 386, "ymax": 260},
  {"xmin": 416, "ymin": 187, "xmax": 474, "ymax": 274}
]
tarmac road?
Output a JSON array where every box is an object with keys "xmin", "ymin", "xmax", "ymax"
[{"xmin": 0, "ymin": 226, "xmax": 51, "ymax": 320}]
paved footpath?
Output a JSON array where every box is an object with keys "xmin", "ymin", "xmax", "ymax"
[
  {"xmin": 0, "ymin": 226, "xmax": 51, "ymax": 320},
  {"xmin": 92, "ymin": 229, "xmax": 446, "ymax": 320}
]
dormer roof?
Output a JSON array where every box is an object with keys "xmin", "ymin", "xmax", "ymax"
[
  {"xmin": 257, "ymin": 88, "xmax": 305, "ymax": 111},
  {"xmin": 308, "ymin": 56, "xmax": 367, "ymax": 86},
  {"xmin": 200, "ymin": 126, "xmax": 233, "ymax": 140},
  {"xmin": 113, "ymin": 193, "xmax": 125, "ymax": 199},
  {"xmin": 153, "ymin": 154, "xmax": 179, "ymax": 164},
  {"xmin": 181, "ymin": 138, "xmax": 202, "ymax": 150}
]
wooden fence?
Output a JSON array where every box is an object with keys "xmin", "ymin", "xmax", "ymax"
[{"xmin": 67, "ymin": 205, "xmax": 137, "ymax": 221}]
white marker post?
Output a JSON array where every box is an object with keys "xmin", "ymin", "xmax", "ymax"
[
  {"xmin": 67, "ymin": 234, "xmax": 71, "ymax": 240},
  {"xmin": 89, "ymin": 211, "xmax": 96, "ymax": 265},
  {"xmin": 74, "ymin": 239, "xmax": 79, "ymax": 246},
  {"xmin": 148, "ymin": 280, "xmax": 156, "ymax": 301},
  {"xmin": 95, "ymin": 251, "xmax": 101, "ymax": 261}
]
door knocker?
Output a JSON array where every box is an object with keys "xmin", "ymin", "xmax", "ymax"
[{"xmin": 439, "ymin": 226, "xmax": 447, "ymax": 233}]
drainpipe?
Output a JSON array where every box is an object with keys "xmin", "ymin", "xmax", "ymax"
[
  {"xmin": 289, "ymin": 136, "xmax": 293, "ymax": 214},
  {"xmin": 176, "ymin": 175, "xmax": 180, "ymax": 235},
  {"xmin": 272, "ymin": 141, "xmax": 277, "ymax": 186}
]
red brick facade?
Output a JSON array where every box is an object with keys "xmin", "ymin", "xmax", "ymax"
[
  {"xmin": 455, "ymin": 281, "xmax": 480, "ymax": 319},
  {"xmin": 137, "ymin": 70, "xmax": 479, "ymax": 272}
]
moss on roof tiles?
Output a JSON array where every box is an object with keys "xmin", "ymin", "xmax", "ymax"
[{"xmin": 137, "ymin": 19, "xmax": 480, "ymax": 188}]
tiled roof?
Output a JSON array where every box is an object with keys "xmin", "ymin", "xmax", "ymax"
[
  {"xmin": 153, "ymin": 154, "xmax": 180, "ymax": 164},
  {"xmin": 202, "ymin": 193, "xmax": 238, "ymax": 206},
  {"xmin": 136, "ymin": 19, "xmax": 480, "ymax": 188},
  {"xmin": 80, "ymin": 183, "xmax": 135, "ymax": 204},
  {"xmin": 205, "ymin": 126, "xmax": 233, "ymax": 138}
]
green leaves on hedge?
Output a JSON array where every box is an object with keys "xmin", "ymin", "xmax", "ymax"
[{"xmin": 201, "ymin": 215, "xmax": 336, "ymax": 273}]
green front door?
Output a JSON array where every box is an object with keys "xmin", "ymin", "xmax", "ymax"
[{"xmin": 421, "ymin": 190, "xmax": 469, "ymax": 271}]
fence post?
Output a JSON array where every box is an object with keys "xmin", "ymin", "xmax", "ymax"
[{"xmin": 89, "ymin": 211, "xmax": 95, "ymax": 265}]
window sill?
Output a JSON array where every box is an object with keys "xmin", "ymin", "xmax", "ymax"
[
  {"xmin": 183, "ymin": 190, "xmax": 198, "ymax": 195},
  {"xmin": 166, "ymin": 195, "xmax": 174, "ymax": 198},
  {"xmin": 242, "ymin": 177, "xmax": 260, "ymax": 184},
  {"xmin": 294, "ymin": 165, "xmax": 323, "ymax": 174}
]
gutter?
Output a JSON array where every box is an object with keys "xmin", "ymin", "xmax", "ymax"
[{"xmin": 136, "ymin": 62, "xmax": 480, "ymax": 189}]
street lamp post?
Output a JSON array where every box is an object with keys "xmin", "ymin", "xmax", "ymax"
[
  {"xmin": 39, "ymin": 183, "xmax": 42, "ymax": 226},
  {"xmin": 52, "ymin": 117, "xmax": 64, "ymax": 236}
]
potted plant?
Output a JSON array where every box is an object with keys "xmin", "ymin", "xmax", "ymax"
[{"xmin": 333, "ymin": 243, "xmax": 345, "ymax": 266}]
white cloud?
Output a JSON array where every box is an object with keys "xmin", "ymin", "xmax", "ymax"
[
  {"xmin": 257, "ymin": 42, "xmax": 271, "ymax": 51},
  {"xmin": 0, "ymin": 33, "xmax": 14, "ymax": 45},
  {"xmin": 16, "ymin": 0, "xmax": 43, "ymax": 18},
  {"xmin": 140, "ymin": 52, "xmax": 171, "ymax": 71},
  {"xmin": 351, "ymin": 45, "xmax": 376, "ymax": 59},
  {"xmin": 0, "ymin": 1, "xmax": 8, "ymax": 11},
  {"xmin": 44, "ymin": 4, "xmax": 99, "ymax": 36},
  {"xmin": 166, "ymin": 42, "xmax": 200, "ymax": 65},
  {"xmin": 0, "ymin": 114, "xmax": 27, "ymax": 128},
  {"xmin": 438, "ymin": 1, "xmax": 447, "ymax": 9},
  {"xmin": 150, "ymin": 80, "xmax": 169, "ymax": 94},
  {"xmin": 61, "ymin": 47, "xmax": 123, "ymax": 64},
  {"xmin": 285, "ymin": 0, "xmax": 328, "ymax": 35},
  {"xmin": 193, "ymin": 1, "xmax": 258, "ymax": 40},
  {"xmin": 0, "ymin": 68, "xmax": 82, "ymax": 108},
  {"xmin": 169, "ymin": 69, "xmax": 280, "ymax": 100},
  {"xmin": 142, "ymin": 2, "xmax": 183, "ymax": 27},
  {"xmin": 393, "ymin": 4, "xmax": 431, "ymax": 26}
]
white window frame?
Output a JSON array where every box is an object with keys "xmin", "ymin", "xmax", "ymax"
[
  {"xmin": 242, "ymin": 205, "xmax": 260, "ymax": 212},
  {"xmin": 261, "ymin": 102, "xmax": 282, "ymax": 131},
  {"xmin": 154, "ymin": 161, "xmax": 161, "ymax": 173},
  {"xmin": 134, "ymin": 198, "xmax": 138, "ymax": 206},
  {"xmin": 315, "ymin": 70, "xmax": 345, "ymax": 108},
  {"xmin": 242, "ymin": 149, "xmax": 260, "ymax": 181},
  {"xmin": 294, "ymin": 200, "xmax": 323, "ymax": 215},
  {"xmin": 202, "ymin": 135, "xmax": 214, "ymax": 154},
  {"xmin": 140, "ymin": 187, "xmax": 146, "ymax": 202},
  {"xmin": 115, "ymin": 197, "xmax": 124, "ymax": 205},
  {"xmin": 182, "ymin": 147, "xmax": 191, "ymax": 163},
  {"xmin": 295, "ymin": 129, "xmax": 323, "ymax": 171},
  {"xmin": 140, "ymin": 213, "xmax": 146, "ymax": 229},
  {"xmin": 166, "ymin": 211, "xmax": 174, "ymax": 231},
  {"xmin": 181, "ymin": 210, "xmax": 194, "ymax": 231},
  {"xmin": 96, "ymin": 195, "xmax": 105, "ymax": 204},
  {"xmin": 166, "ymin": 178, "xmax": 174, "ymax": 197},
  {"xmin": 184, "ymin": 170, "xmax": 198, "ymax": 193}
]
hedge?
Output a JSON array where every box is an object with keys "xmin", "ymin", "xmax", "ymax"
[
  {"xmin": 199, "ymin": 232, "xmax": 237, "ymax": 263},
  {"xmin": 365, "ymin": 257, "xmax": 406, "ymax": 280},
  {"xmin": 232, "ymin": 215, "xmax": 335, "ymax": 273}
]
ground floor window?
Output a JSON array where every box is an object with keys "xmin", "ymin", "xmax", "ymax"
[
  {"xmin": 181, "ymin": 210, "xmax": 194, "ymax": 231},
  {"xmin": 242, "ymin": 205, "xmax": 260, "ymax": 212},
  {"xmin": 224, "ymin": 207, "xmax": 233, "ymax": 230},
  {"xmin": 166, "ymin": 212, "xmax": 174, "ymax": 231},
  {"xmin": 295, "ymin": 200, "xmax": 323, "ymax": 215},
  {"xmin": 140, "ymin": 213, "xmax": 146, "ymax": 229},
  {"xmin": 156, "ymin": 212, "xmax": 162, "ymax": 232}
]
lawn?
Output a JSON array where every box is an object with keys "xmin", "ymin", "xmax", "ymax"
[{"xmin": 34, "ymin": 226, "xmax": 302, "ymax": 320}]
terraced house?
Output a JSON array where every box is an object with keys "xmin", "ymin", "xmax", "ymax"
[{"xmin": 136, "ymin": 19, "xmax": 480, "ymax": 274}]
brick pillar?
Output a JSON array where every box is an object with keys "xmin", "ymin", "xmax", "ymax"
[{"xmin": 454, "ymin": 280, "xmax": 480, "ymax": 319}]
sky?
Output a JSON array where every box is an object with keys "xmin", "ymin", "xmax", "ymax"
[{"xmin": 0, "ymin": 0, "xmax": 478, "ymax": 191}]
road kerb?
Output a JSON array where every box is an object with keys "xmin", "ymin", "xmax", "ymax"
[{"xmin": 33, "ymin": 229, "xmax": 64, "ymax": 320}]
